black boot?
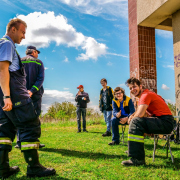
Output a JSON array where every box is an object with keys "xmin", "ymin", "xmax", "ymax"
[
  {"xmin": 102, "ymin": 131, "xmax": 111, "ymax": 137},
  {"xmin": 0, "ymin": 150, "xmax": 20, "ymax": 179},
  {"xmin": 23, "ymin": 149, "xmax": 56, "ymax": 177}
]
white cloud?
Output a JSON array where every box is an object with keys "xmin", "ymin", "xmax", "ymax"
[
  {"xmin": 156, "ymin": 46, "xmax": 162, "ymax": 58},
  {"xmin": 42, "ymin": 89, "xmax": 75, "ymax": 113},
  {"xmin": 59, "ymin": 0, "xmax": 128, "ymax": 19},
  {"xmin": 76, "ymin": 37, "xmax": 107, "ymax": 61},
  {"xmin": 63, "ymin": 56, "xmax": 69, "ymax": 63},
  {"xmin": 156, "ymin": 29, "xmax": 173, "ymax": 38},
  {"xmin": 119, "ymin": 83, "xmax": 125, "ymax": 87},
  {"xmin": 163, "ymin": 65, "xmax": 174, "ymax": 70},
  {"xmin": 45, "ymin": 67, "xmax": 49, "ymax": 70},
  {"xmin": 64, "ymin": 87, "xmax": 69, "ymax": 90},
  {"xmin": 17, "ymin": 11, "xmax": 107, "ymax": 61},
  {"xmin": 161, "ymin": 84, "xmax": 170, "ymax": 90},
  {"xmin": 52, "ymin": 50, "xmax": 56, "ymax": 52},
  {"xmin": 165, "ymin": 99, "xmax": 173, "ymax": 104},
  {"xmin": 107, "ymin": 52, "xmax": 128, "ymax": 58},
  {"xmin": 107, "ymin": 62, "xmax": 112, "ymax": 66}
]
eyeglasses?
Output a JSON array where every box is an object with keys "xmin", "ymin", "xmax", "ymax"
[{"xmin": 115, "ymin": 92, "xmax": 123, "ymax": 96}]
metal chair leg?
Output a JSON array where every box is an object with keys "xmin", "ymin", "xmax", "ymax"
[{"xmin": 121, "ymin": 125, "xmax": 126, "ymax": 144}]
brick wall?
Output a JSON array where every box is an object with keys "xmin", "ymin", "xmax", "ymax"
[{"xmin": 128, "ymin": 0, "xmax": 157, "ymax": 92}]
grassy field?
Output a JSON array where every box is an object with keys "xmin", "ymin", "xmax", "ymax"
[{"xmin": 9, "ymin": 120, "xmax": 180, "ymax": 180}]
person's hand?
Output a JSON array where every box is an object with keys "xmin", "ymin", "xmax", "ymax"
[
  {"xmin": 78, "ymin": 91, "xmax": 80, "ymax": 95},
  {"xmin": 116, "ymin": 110, "xmax": 121, "ymax": 118},
  {"xmin": 84, "ymin": 97, "xmax": 86, "ymax": 100},
  {"xmin": 2, "ymin": 98, "xmax": 12, "ymax": 111},
  {"xmin": 28, "ymin": 90, "xmax": 33, "ymax": 97},
  {"xmin": 119, "ymin": 117, "xmax": 128, "ymax": 124},
  {"xmin": 128, "ymin": 114, "xmax": 134, "ymax": 124}
]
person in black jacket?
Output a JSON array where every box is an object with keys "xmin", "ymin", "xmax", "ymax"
[
  {"xmin": 99, "ymin": 78, "xmax": 114, "ymax": 136},
  {"xmin": 15, "ymin": 45, "xmax": 45, "ymax": 149},
  {"xmin": 75, "ymin": 85, "xmax": 90, "ymax": 133}
]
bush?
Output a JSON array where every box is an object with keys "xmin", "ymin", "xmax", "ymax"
[{"xmin": 40, "ymin": 101, "xmax": 104, "ymax": 124}]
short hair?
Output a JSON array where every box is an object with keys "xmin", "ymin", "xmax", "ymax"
[
  {"xmin": 114, "ymin": 87, "xmax": 126, "ymax": 97},
  {"xmin": 26, "ymin": 49, "xmax": 34, "ymax": 55},
  {"xmin": 100, "ymin": 78, "xmax": 107, "ymax": 84},
  {"xmin": 6, "ymin": 18, "xmax": 27, "ymax": 33},
  {"xmin": 125, "ymin": 77, "xmax": 141, "ymax": 87}
]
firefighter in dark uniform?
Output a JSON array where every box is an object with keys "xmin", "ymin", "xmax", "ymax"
[
  {"xmin": 121, "ymin": 77, "xmax": 174, "ymax": 166},
  {"xmin": 15, "ymin": 45, "xmax": 45, "ymax": 149},
  {"xmin": 0, "ymin": 19, "xmax": 55, "ymax": 178}
]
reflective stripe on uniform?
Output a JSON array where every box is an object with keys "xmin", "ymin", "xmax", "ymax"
[
  {"xmin": 21, "ymin": 142, "xmax": 40, "ymax": 150},
  {"xmin": 22, "ymin": 60, "xmax": 41, "ymax": 66},
  {"xmin": 32, "ymin": 85, "xmax": 39, "ymax": 91},
  {"xmin": 128, "ymin": 134, "xmax": 144, "ymax": 143},
  {"xmin": 0, "ymin": 137, "xmax": 12, "ymax": 146}
]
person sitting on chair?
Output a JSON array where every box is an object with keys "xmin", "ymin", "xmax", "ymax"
[{"xmin": 108, "ymin": 87, "xmax": 135, "ymax": 145}]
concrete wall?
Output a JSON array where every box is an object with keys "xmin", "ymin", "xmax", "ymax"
[
  {"xmin": 172, "ymin": 10, "xmax": 180, "ymax": 116},
  {"xmin": 137, "ymin": 0, "xmax": 168, "ymax": 25},
  {"xmin": 137, "ymin": 0, "xmax": 180, "ymax": 31}
]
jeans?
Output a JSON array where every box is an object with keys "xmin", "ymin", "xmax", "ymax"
[
  {"xmin": 103, "ymin": 110, "xmax": 112, "ymax": 132},
  {"xmin": 111, "ymin": 117, "xmax": 128, "ymax": 143},
  {"xmin": 77, "ymin": 108, "xmax": 86, "ymax": 131}
]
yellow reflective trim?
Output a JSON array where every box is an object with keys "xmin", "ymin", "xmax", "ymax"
[
  {"xmin": 21, "ymin": 142, "xmax": 40, "ymax": 150},
  {"xmin": 128, "ymin": 138, "xmax": 144, "ymax": 143},
  {"xmin": 21, "ymin": 142, "xmax": 40, "ymax": 145},
  {"xmin": 0, "ymin": 137, "xmax": 11, "ymax": 140},
  {"xmin": 128, "ymin": 134, "xmax": 144, "ymax": 139}
]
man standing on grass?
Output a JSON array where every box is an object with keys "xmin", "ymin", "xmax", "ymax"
[
  {"xmin": 121, "ymin": 77, "xmax": 174, "ymax": 166},
  {"xmin": 0, "ymin": 18, "xmax": 55, "ymax": 178},
  {"xmin": 75, "ymin": 85, "xmax": 90, "ymax": 133},
  {"xmin": 15, "ymin": 45, "xmax": 45, "ymax": 149},
  {"xmin": 99, "ymin": 78, "xmax": 113, "ymax": 137}
]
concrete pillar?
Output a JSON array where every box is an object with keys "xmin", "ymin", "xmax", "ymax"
[
  {"xmin": 172, "ymin": 10, "xmax": 180, "ymax": 116},
  {"xmin": 128, "ymin": 0, "xmax": 157, "ymax": 92}
]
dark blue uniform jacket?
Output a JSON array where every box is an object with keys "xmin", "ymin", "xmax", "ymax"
[{"xmin": 21, "ymin": 55, "xmax": 44, "ymax": 100}]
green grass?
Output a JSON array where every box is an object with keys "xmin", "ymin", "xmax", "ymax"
[{"xmin": 9, "ymin": 120, "xmax": 180, "ymax": 180}]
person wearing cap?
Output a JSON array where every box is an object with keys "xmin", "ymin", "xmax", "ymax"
[
  {"xmin": 15, "ymin": 45, "xmax": 45, "ymax": 149},
  {"xmin": 75, "ymin": 85, "xmax": 90, "ymax": 133}
]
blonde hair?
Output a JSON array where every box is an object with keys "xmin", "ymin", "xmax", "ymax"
[{"xmin": 6, "ymin": 18, "xmax": 27, "ymax": 33}]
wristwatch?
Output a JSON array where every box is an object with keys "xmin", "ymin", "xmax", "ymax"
[{"xmin": 3, "ymin": 96, "xmax": 11, "ymax": 99}]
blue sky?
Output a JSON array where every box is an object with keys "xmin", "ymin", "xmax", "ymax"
[{"xmin": 0, "ymin": 0, "xmax": 175, "ymax": 113}]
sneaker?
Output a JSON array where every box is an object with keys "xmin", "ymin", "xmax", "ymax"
[
  {"xmin": 108, "ymin": 141, "xmax": 119, "ymax": 145},
  {"xmin": 39, "ymin": 144, "xmax": 45, "ymax": 148},
  {"xmin": 83, "ymin": 130, "xmax": 88, "ymax": 132},
  {"xmin": 77, "ymin": 130, "xmax": 81, "ymax": 133},
  {"xmin": 102, "ymin": 131, "xmax": 111, "ymax": 137},
  {"xmin": 121, "ymin": 158, "xmax": 145, "ymax": 166}
]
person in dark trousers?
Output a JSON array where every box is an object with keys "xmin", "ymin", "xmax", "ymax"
[
  {"xmin": 99, "ymin": 78, "xmax": 113, "ymax": 136},
  {"xmin": 0, "ymin": 18, "xmax": 55, "ymax": 179},
  {"xmin": 108, "ymin": 87, "xmax": 135, "ymax": 145},
  {"xmin": 75, "ymin": 85, "xmax": 90, "ymax": 133},
  {"xmin": 121, "ymin": 77, "xmax": 174, "ymax": 166},
  {"xmin": 15, "ymin": 45, "xmax": 45, "ymax": 149}
]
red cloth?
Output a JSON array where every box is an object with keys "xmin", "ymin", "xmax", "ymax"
[{"xmin": 138, "ymin": 89, "xmax": 172, "ymax": 116}]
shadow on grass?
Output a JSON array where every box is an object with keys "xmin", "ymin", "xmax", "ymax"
[
  {"xmin": 89, "ymin": 132, "xmax": 103, "ymax": 134},
  {"xmin": 13, "ymin": 175, "xmax": 70, "ymax": 180},
  {"xmin": 145, "ymin": 143, "xmax": 180, "ymax": 151},
  {"xmin": 147, "ymin": 158, "xmax": 180, "ymax": 170},
  {"xmin": 39, "ymin": 148, "xmax": 127, "ymax": 159}
]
